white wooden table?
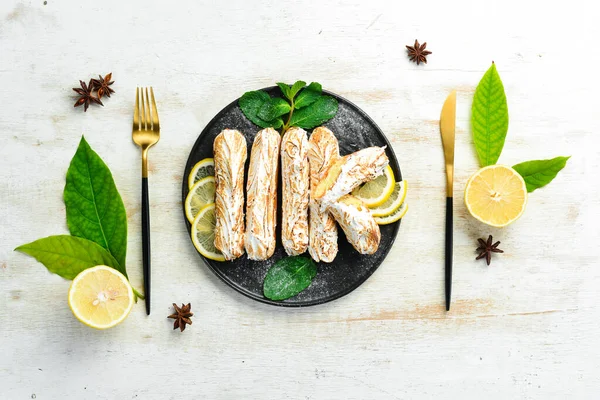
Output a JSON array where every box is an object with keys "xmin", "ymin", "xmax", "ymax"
[{"xmin": 2, "ymin": 1, "xmax": 599, "ymax": 398}]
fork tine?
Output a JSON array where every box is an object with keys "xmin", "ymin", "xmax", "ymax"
[
  {"xmin": 144, "ymin": 88, "xmax": 152, "ymax": 130},
  {"xmin": 133, "ymin": 87, "xmax": 140, "ymax": 130},
  {"xmin": 140, "ymin": 87, "xmax": 147, "ymax": 130},
  {"xmin": 150, "ymin": 87, "xmax": 159, "ymax": 129}
]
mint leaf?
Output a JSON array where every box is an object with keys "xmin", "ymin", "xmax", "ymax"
[
  {"xmin": 15, "ymin": 235, "xmax": 123, "ymax": 280},
  {"xmin": 263, "ymin": 256, "xmax": 317, "ymax": 301},
  {"xmin": 239, "ymin": 90, "xmax": 273, "ymax": 128},
  {"xmin": 289, "ymin": 81, "xmax": 307, "ymax": 100},
  {"xmin": 513, "ymin": 156, "xmax": 570, "ymax": 193},
  {"xmin": 471, "ymin": 63, "xmax": 509, "ymax": 166},
  {"xmin": 289, "ymin": 95, "xmax": 338, "ymax": 129},
  {"xmin": 64, "ymin": 137, "xmax": 128, "ymax": 272},
  {"xmin": 276, "ymin": 83, "xmax": 292, "ymax": 100},
  {"xmin": 257, "ymin": 97, "xmax": 291, "ymax": 121},
  {"xmin": 295, "ymin": 82, "xmax": 322, "ymax": 109},
  {"xmin": 270, "ymin": 118, "xmax": 284, "ymax": 129}
]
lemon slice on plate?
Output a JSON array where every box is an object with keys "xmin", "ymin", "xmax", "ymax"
[
  {"xmin": 68, "ymin": 265, "xmax": 134, "ymax": 330},
  {"xmin": 188, "ymin": 158, "xmax": 215, "ymax": 189},
  {"xmin": 374, "ymin": 202, "xmax": 408, "ymax": 225},
  {"xmin": 351, "ymin": 165, "xmax": 395, "ymax": 207},
  {"xmin": 185, "ymin": 176, "xmax": 216, "ymax": 223},
  {"xmin": 369, "ymin": 181, "xmax": 407, "ymax": 217},
  {"xmin": 191, "ymin": 203, "xmax": 225, "ymax": 262},
  {"xmin": 464, "ymin": 165, "xmax": 527, "ymax": 227}
]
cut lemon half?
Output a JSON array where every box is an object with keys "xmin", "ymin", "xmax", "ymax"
[
  {"xmin": 464, "ymin": 165, "xmax": 528, "ymax": 227},
  {"xmin": 369, "ymin": 181, "xmax": 407, "ymax": 217},
  {"xmin": 185, "ymin": 176, "xmax": 216, "ymax": 223},
  {"xmin": 191, "ymin": 203, "xmax": 225, "ymax": 262},
  {"xmin": 188, "ymin": 158, "xmax": 215, "ymax": 189},
  {"xmin": 68, "ymin": 265, "xmax": 134, "ymax": 330},
  {"xmin": 351, "ymin": 165, "xmax": 395, "ymax": 207},
  {"xmin": 375, "ymin": 202, "xmax": 408, "ymax": 225}
]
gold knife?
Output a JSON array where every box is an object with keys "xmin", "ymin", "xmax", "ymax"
[{"xmin": 440, "ymin": 90, "xmax": 456, "ymax": 311}]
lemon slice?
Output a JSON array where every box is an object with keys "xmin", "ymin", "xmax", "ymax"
[
  {"xmin": 188, "ymin": 158, "xmax": 215, "ymax": 189},
  {"xmin": 191, "ymin": 203, "xmax": 225, "ymax": 262},
  {"xmin": 185, "ymin": 176, "xmax": 216, "ymax": 223},
  {"xmin": 464, "ymin": 165, "xmax": 528, "ymax": 227},
  {"xmin": 68, "ymin": 265, "xmax": 134, "ymax": 330},
  {"xmin": 374, "ymin": 202, "xmax": 408, "ymax": 225},
  {"xmin": 351, "ymin": 165, "xmax": 395, "ymax": 207},
  {"xmin": 369, "ymin": 181, "xmax": 407, "ymax": 217}
]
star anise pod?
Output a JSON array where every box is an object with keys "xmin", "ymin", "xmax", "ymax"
[
  {"xmin": 476, "ymin": 235, "xmax": 504, "ymax": 265},
  {"xmin": 91, "ymin": 73, "xmax": 115, "ymax": 99},
  {"xmin": 406, "ymin": 39, "xmax": 432, "ymax": 65},
  {"xmin": 168, "ymin": 303, "xmax": 193, "ymax": 332},
  {"xmin": 73, "ymin": 79, "xmax": 103, "ymax": 112}
]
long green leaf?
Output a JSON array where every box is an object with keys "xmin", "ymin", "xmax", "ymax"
[
  {"xmin": 63, "ymin": 136, "xmax": 128, "ymax": 270},
  {"xmin": 15, "ymin": 235, "xmax": 124, "ymax": 280},
  {"xmin": 471, "ymin": 63, "xmax": 509, "ymax": 166},
  {"xmin": 513, "ymin": 156, "xmax": 570, "ymax": 192}
]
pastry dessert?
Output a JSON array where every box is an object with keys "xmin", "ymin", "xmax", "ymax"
[
  {"xmin": 313, "ymin": 146, "xmax": 389, "ymax": 210},
  {"xmin": 280, "ymin": 127, "xmax": 310, "ymax": 256},
  {"xmin": 213, "ymin": 129, "xmax": 247, "ymax": 260},
  {"xmin": 327, "ymin": 194, "xmax": 381, "ymax": 254},
  {"xmin": 245, "ymin": 128, "xmax": 281, "ymax": 260},
  {"xmin": 307, "ymin": 127, "xmax": 339, "ymax": 263}
]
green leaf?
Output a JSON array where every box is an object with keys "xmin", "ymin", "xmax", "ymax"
[
  {"xmin": 263, "ymin": 256, "xmax": 317, "ymax": 301},
  {"xmin": 513, "ymin": 156, "xmax": 570, "ymax": 193},
  {"xmin": 289, "ymin": 96, "xmax": 338, "ymax": 129},
  {"xmin": 289, "ymin": 81, "xmax": 307, "ymax": 100},
  {"xmin": 270, "ymin": 118, "xmax": 284, "ymax": 129},
  {"xmin": 471, "ymin": 63, "xmax": 509, "ymax": 166},
  {"xmin": 295, "ymin": 82, "xmax": 322, "ymax": 109},
  {"xmin": 257, "ymin": 97, "xmax": 291, "ymax": 121},
  {"xmin": 15, "ymin": 235, "xmax": 124, "ymax": 280},
  {"xmin": 276, "ymin": 83, "xmax": 292, "ymax": 100},
  {"xmin": 239, "ymin": 90, "xmax": 273, "ymax": 128},
  {"xmin": 64, "ymin": 137, "xmax": 128, "ymax": 272}
]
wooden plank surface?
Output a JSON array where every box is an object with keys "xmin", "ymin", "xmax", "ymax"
[{"xmin": 1, "ymin": 0, "xmax": 599, "ymax": 398}]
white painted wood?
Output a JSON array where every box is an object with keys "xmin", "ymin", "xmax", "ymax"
[{"xmin": 1, "ymin": 0, "xmax": 599, "ymax": 398}]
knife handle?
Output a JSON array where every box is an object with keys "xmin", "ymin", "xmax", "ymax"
[
  {"xmin": 445, "ymin": 196, "xmax": 453, "ymax": 311},
  {"xmin": 142, "ymin": 177, "xmax": 151, "ymax": 315}
]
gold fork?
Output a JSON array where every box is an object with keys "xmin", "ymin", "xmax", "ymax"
[{"xmin": 132, "ymin": 87, "xmax": 160, "ymax": 315}]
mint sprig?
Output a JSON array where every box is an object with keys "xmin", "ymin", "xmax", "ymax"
[{"xmin": 240, "ymin": 81, "xmax": 338, "ymax": 132}]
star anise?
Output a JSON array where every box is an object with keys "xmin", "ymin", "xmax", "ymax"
[
  {"xmin": 92, "ymin": 73, "xmax": 115, "ymax": 99},
  {"xmin": 168, "ymin": 303, "xmax": 193, "ymax": 332},
  {"xmin": 476, "ymin": 235, "xmax": 504, "ymax": 265},
  {"xmin": 406, "ymin": 39, "xmax": 432, "ymax": 65},
  {"xmin": 73, "ymin": 79, "xmax": 103, "ymax": 112}
]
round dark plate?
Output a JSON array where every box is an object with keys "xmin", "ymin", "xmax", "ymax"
[{"xmin": 183, "ymin": 87, "xmax": 402, "ymax": 307}]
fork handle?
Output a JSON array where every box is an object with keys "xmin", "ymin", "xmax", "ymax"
[{"xmin": 142, "ymin": 177, "xmax": 151, "ymax": 315}]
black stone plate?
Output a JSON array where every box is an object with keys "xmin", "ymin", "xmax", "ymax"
[{"xmin": 182, "ymin": 87, "xmax": 402, "ymax": 307}]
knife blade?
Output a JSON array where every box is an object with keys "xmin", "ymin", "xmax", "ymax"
[{"xmin": 440, "ymin": 90, "xmax": 456, "ymax": 311}]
